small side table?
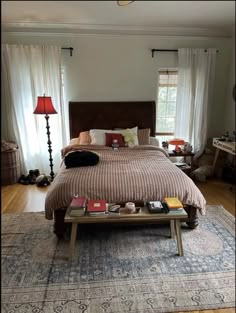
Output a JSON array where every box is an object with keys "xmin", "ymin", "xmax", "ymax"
[
  {"xmin": 212, "ymin": 138, "xmax": 235, "ymax": 172},
  {"xmin": 168, "ymin": 150, "xmax": 195, "ymax": 171}
]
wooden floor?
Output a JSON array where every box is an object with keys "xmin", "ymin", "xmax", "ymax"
[
  {"xmin": 2, "ymin": 178, "xmax": 235, "ymax": 216},
  {"xmin": 1, "ymin": 179, "xmax": 235, "ymax": 313}
]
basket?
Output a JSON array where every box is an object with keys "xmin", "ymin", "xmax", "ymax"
[{"xmin": 1, "ymin": 149, "xmax": 21, "ymax": 185}]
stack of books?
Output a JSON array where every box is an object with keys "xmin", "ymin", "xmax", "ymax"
[
  {"xmin": 87, "ymin": 200, "xmax": 107, "ymax": 216},
  {"xmin": 69, "ymin": 196, "xmax": 87, "ymax": 216},
  {"xmin": 163, "ymin": 197, "xmax": 183, "ymax": 211},
  {"xmin": 147, "ymin": 201, "xmax": 169, "ymax": 213}
]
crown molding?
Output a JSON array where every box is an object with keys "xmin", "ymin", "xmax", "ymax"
[{"xmin": 2, "ymin": 22, "xmax": 233, "ymax": 38}]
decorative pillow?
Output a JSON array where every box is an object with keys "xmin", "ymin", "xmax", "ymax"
[
  {"xmin": 69, "ymin": 138, "xmax": 80, "ymax": 145},
  {"xmin": 90, "ymin": 129, "xmax": 109, "ymax": 145},
  {"xmin": 121, "ymin": 126, "xmax": 139, "ymax": 147},
  {"xmin": 105, "ymin": 133, "xmax": 125, "ymax": 147},
  {"xmin": 90, "ymin": 127, "xmax": 138, "ymax": 146},
  {"xmin": 79, "ymin": 131, "xmax": 91, "ymax": 145},
  {"xmin": 138, "ymin": 128, "xmax": 150, "ymax": 145},
  {"xmin": 89, "ymin": 129, "xmax": 123, "ymax": 145}
]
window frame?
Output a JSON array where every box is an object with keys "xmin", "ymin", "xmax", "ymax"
[{"xmin": 155, "ymin": 69, "xmax": 178, "ymax": 137}]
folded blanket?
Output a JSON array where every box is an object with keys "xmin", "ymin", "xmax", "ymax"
[{"xmin": 64, "ymin": 150, "xmax": 100, "ymax": 168}]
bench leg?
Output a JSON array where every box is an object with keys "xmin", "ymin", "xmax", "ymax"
[
  {"xmin": 170, "ymin": 220, "xmax": 175, "ymax": 238},
  {"xmin": 175, "ymin": 220, "xmax": 183, "ymax": 256},
  {"xmin": 69, "ymin": 223, "xmax": 78, "ymax": 261}
]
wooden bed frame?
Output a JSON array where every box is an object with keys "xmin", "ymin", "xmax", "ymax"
[{"xmin": 53, "ymin": 101, "xmax": 198, "ymax": 238}]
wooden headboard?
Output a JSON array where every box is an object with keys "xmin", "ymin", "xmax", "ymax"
[{"xmin": 69, "ymin": 101, "xmax": 156, "ymax": 138}]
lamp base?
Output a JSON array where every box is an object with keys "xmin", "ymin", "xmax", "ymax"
[
  {"xmin": 45, "ymin": 114, "xmax": 55, "ymax": 182},
  {"xmin": 174, "ymin": 145, "xmax": 182, "ymax": 152},
  {"xmin": 49, "ymin": 173, "xmax": 55, "ymax": 182}
]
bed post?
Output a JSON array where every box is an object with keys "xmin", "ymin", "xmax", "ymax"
[
  {"xmin": 53, "ymin": 208, "xmax": 67, "ymax": 238},
  {"xmin": 184, "ymin": 205, "xmax": 199, "ymax": 228}
]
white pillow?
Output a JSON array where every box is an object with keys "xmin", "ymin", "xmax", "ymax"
[
  {"xmin": 90, "ymin": 129, "xmax": 110, "ymax": 145},
  {"xmin": 89, "ymin": 127, "xmax": 139, "ymax": 146},
  {"xmin": 89, "ymin": 129, "xmax": 121, "ymax": 145},
  {"xmin": 69, "ymin": 138, "xmax": 80, "ymax": 145}
]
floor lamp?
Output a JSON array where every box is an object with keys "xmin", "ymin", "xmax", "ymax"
[{"xmin": 33, "ymin": 95, "xmax": 57, "ymax": 181}]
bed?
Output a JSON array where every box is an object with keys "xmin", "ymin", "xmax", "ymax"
[{"xmin": 45, "ymin": 101, "xmax": 206, "ymax": 237}]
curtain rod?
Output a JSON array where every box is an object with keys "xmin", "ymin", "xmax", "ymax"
[
  {"xmin": 151, "ymin": 48, "xmax": 219, "ymax": 58},
  {"xmin": 61, "ymin": 47, "xmax": 74, "ymax": 56}
]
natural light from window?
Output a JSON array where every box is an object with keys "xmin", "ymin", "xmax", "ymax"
[{"xmin": 155, "ymin": 70, "xmax": 178, "ymax": 144}]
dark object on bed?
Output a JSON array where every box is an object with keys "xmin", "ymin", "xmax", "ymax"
[
  {"xmin": 69, "ymin": 101, "xmax": 156, "ymax": 138},
  {"xmin": 64, "ymin": 150, "xmax": 99, "ymax": 168}
]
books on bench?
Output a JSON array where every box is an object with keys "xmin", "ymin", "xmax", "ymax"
[
  {"xmin": 87, "ymin": 200, "xmax": 107, "ymax": 216},
  {"xmin": 164, "ymin": 197, "xmax": 183, "ymax": 210},
  {"xmin": 69, "ymin": 196, "xmax": 87, "ymax": 216},
  {"xmin": 107, "ymin": 204, "xmax": 121, "ymax": 216},
  {"xmin": 147, "ymin": 201, "xmax": 169, "ymax": 214}
]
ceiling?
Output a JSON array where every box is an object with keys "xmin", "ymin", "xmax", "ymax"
[{"xmin": 2, "ymin": 1, "xmax": 235, "ymax": 37}]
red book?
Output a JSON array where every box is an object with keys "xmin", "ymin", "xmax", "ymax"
[
  {"xmin": 70, "ymin": 196, "xmax": 87, "ymax": 209},
  {"xmin": 87, "ymin": 200, "xmax": 106, "ymax": 212}
]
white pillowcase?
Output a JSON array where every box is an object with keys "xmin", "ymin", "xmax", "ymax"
[
  {"xmin": 89, "ymin": 127, "xmax": 139, "ymax": 146},
  {"xmin": 69, "ymin": 138, "xmax": 80, "ymax": 145},
  {"xmin": 90, "ymin": 129, "xmax": 109, "ymax": 145},
  {"xmin": 89, "ymin": 129, "xmax": 121, "ymax": 145}
]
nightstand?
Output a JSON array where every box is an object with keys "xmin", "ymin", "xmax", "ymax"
[{"xmin": 168, "ymin": 151, "xmax": 195, "ymax": 171}]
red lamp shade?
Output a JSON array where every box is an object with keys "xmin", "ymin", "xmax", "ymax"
[
  {"xmin": 169, "ymin": 138, "xmax": 185, "ymax": 151},
  {"xmin": 33, "ymin": 96, "xmax": 57, "ymax": 115}
]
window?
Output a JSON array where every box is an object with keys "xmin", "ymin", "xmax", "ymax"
[{"xmin": 156, "ymin": 70, "xmax": 178, "ymax": 143}]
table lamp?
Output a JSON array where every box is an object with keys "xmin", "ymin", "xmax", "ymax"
[
  {"xmin": 169, "ymin": 138, "xmax": 185, "ymax": 152},
  {"xmin": 33, "ymin": 95, "xmax": 57, "ymax": 181}
]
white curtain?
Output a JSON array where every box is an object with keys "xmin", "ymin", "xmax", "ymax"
[
  {"xmin": 1, "ymin": 44, "xmax": 70, "ymax": 175},
  {"xmin": 175, "ymin": 48, "xmax": 217, "ymax": 158}
]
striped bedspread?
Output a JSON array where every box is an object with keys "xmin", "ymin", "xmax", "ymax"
[{"xmin": 45, "ymin": 145, "xmax": 206, "ymax": 220}]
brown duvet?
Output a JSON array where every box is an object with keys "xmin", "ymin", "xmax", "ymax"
[{"xmin": 45, "ymin": 145, "xmax": 206, "ymax": 219}]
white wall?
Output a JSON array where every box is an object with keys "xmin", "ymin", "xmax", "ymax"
[{"xmin": 2, "ymin": 32, "xmax": 232, "ymax": 138}]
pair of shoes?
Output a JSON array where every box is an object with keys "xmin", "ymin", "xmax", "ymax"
[
  {"xmin": 18, "ymin": 169, "xmax": 41, "ymax": 185},
  {"xmin": 28, "ymin": 169, "xmax": 41, "ymax": 184},
  {"xmin": 29, "ymin": 169, "xmax": 40, "ymax": 177},
  {"xmin": 36, "ymin": 174, "xmax": 51, "ymax": 187},
  {"xmin": 28, "ymin": 170, "xmax": 36, "ymax": 184},
  {"xmin": 18, "ymin": 175, "xmax": 29, "ymax": 185}
]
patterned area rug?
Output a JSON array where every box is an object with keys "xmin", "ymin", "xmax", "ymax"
[{"xmin": 2, "ymin": 205, "xmax": 235, "ymax": 313}]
